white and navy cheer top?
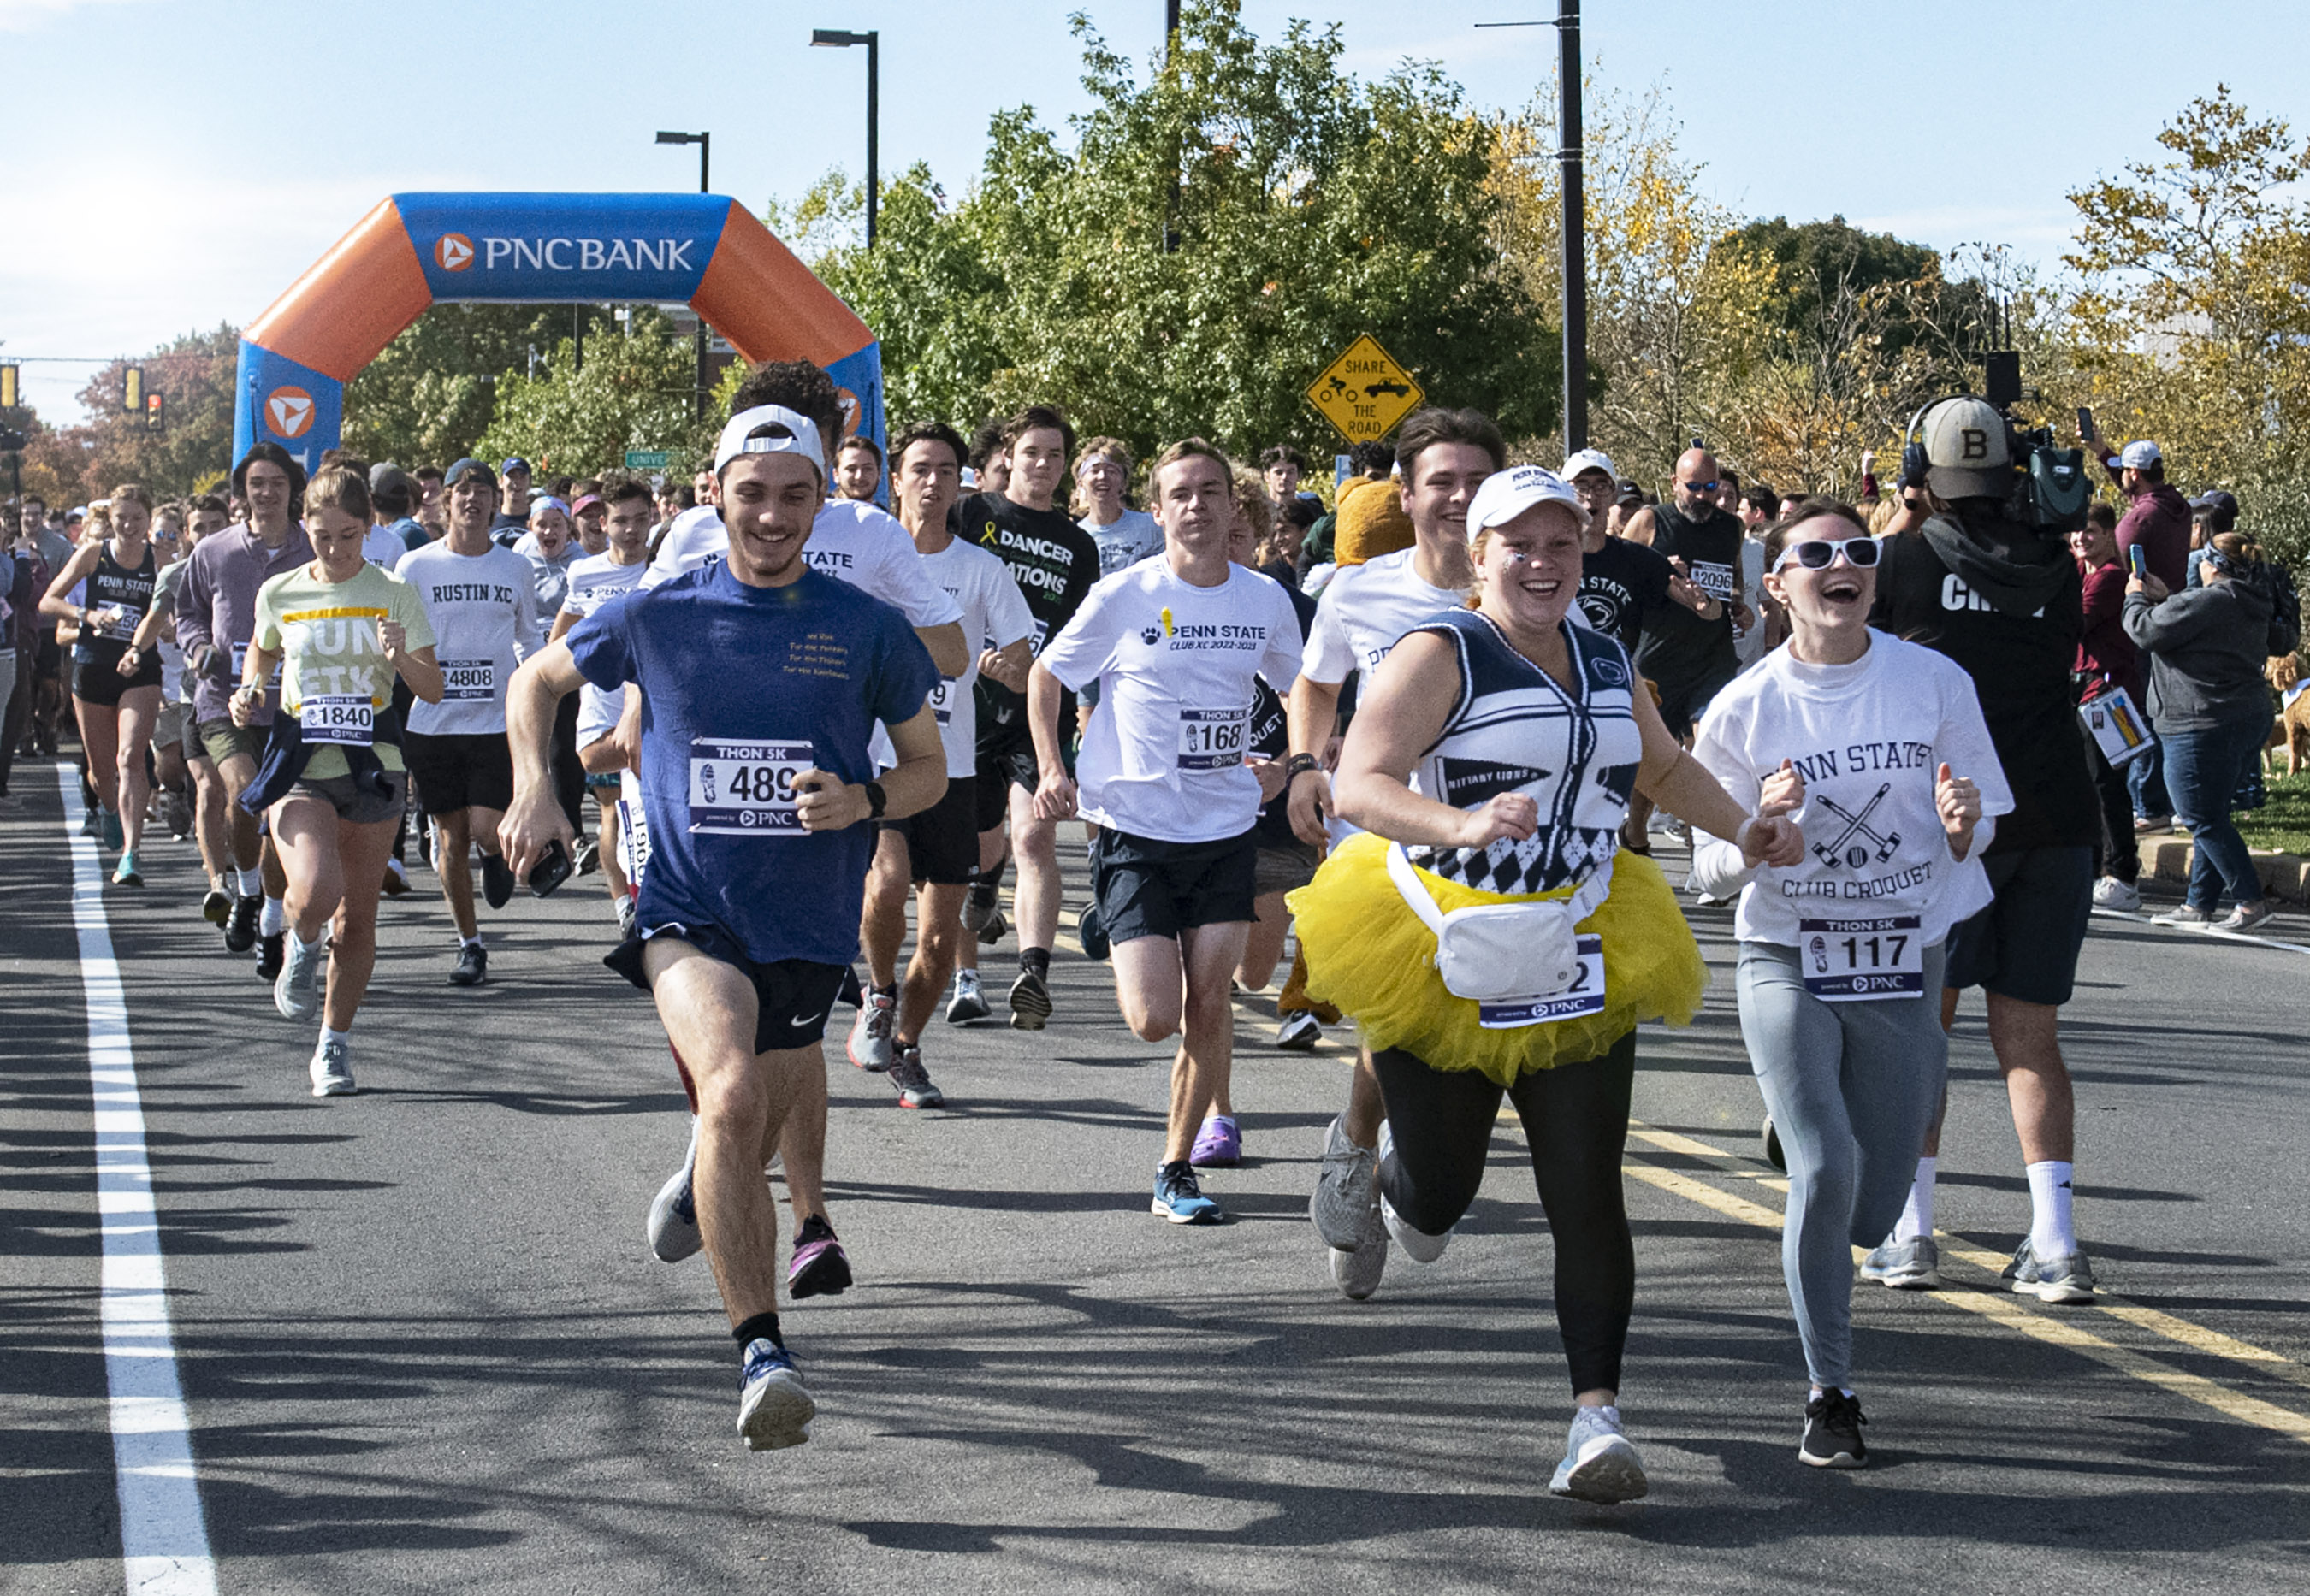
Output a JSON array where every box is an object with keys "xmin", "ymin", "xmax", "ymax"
[{"xmin": 1402, "ymin": 608, "xmax": 1641, "ymax": 896}]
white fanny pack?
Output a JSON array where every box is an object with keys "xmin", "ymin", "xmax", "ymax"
[{"xmin": 1384, "ymin": 841, "xmax": 1612, "ymax": 1003}]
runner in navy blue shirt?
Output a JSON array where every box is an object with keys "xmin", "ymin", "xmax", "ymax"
[{"xmin": 500, "ymin": 402, "xmax": 943, "ymax": 1454}]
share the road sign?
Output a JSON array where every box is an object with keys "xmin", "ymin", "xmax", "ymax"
[{"xmin": 1306, "ymin": 334, "xmax": 1424, "ymax": 445}]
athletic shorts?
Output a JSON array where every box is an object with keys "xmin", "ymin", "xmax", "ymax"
[
  {"xmin": 34, "ymin": 634, "xmax": 61, "ymax": 683},
  {"xmin": 402, "ymin": 730, "xmax": 515, "ymax": 815},
  {"xmin": 198, "ymin": 716, "xmax": 265, "ymax": 769},
  {"xmin": 73, "ymin": 651, "xmax": 163, "ymax": 706},
  {"xmin": 1944, "ymin": 844, "xmax": 2094, "ymax": 1007},
  {"xmin": 1253, "ymin": 838, "xmax": 1321, "ymax": 897},
  {"xmin": 153, "ymin": 702, "xmax": 186, "ymax": 751},
  {"xmin": 603, "ymin": 922, "xmax": 848, "ymax": 1055},
  {"xmin": 1090, "ymin": 825, "xmax": 1259, "ymax": 946},
  {"xmin": 974, "ymin": 722, "xmax": 1075, "ymax": 831},
  {"xmin": 287, "ymin": 770, "xmax": 408, "ymax": 826},
  {"xmin": 1649, "ymin": 659, "xmax": 1739, "ymax": 741},
  {"xmin": 880, "ymin": 774, "xmax": 979, "ymax": 885}
]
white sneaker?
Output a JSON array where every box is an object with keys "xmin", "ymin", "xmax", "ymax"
[
  {"xmin": 945, "ymin": 969, "xmax": 992, "ymax": 1024},
  {"xmin": 647, "ymin": 1120, "xmax": 702, "ymax": 1262},
  {"xmin": 309, "ymin": 1037, "xmax": 355, "ymax": 1097},
  {"xmin": 1375, "ymin": 1122, "xmax": 1452, "ymax": 1263},
  {"xmin": 1549, "ymin": 1404, "xmax": 1649, "ymax": 1503},
  {"xmin": 846, "ymin": 986, "xmax": 897, "ymax": 1071},
  {"xmin": 275, "ymin": 931, "xmax": 327, "ymax": 1020},
  {"xmin": 2091, "ymin": 877, "xmax": 2141, "ymax": 913}
]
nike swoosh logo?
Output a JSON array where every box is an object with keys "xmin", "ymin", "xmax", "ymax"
[{"xmin": 792, "ymin": 1012, "xmax": 825, "ymax": 1028}]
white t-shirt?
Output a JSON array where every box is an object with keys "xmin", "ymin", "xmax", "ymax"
[
  {"xmin": 1040, "ymin": 559, "xmax": 1304, "ymax": 843},
  {"xmin": 361, "ymin": 526, "xmax": 406, "ymax": 573},
  {"xmin": 1301, "ymin": 546, "xmax": 1466, "ymax": 686},
  {"xmin": 646, "ymin": 505, "xmax": 729, "ymax": 581},
  {"xmin": 395, "ymin": 540, "xmax": 545, "ymax": 736},
  {"xmin": 1732, "ymin": 536, "xmax": 1769, "ymax": 669},
  {"xmin": 1081, "ymin": 507, "xmax": 1163, "ymax": 577},
  {"xmin": 561, "ymin": 550, "xmax": 649, "ymax": 746},
  {"xmin": 647, "ymin": 500, "xmax": 963, "ymax": 630},
  {"xmin": 907, "ymin": 538, "xmax": 1034, "ymax": 776},
  {"xmin": 1690, "ymin": 632, "xmax": 2014, "ymax": 949}
]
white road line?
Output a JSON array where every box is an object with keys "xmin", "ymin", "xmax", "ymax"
[
  {"xmin": 59, "ymin": 765, "xmax": 218, "ymax": 1596},
  {"xmin": 2089, "ymin": 906, "xmax": 2310, "ymax": 955}
]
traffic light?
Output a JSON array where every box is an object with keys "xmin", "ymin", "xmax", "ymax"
[
  {"xmin": 122, "ymin": 365, "xmax": 144, "ymax": 414},
  {"xmin": 146, "ymin": 393, "xmax": 165, "ymax": 433},
  {"xmin": 0, "ymin": 363, "xmax": 17, "ymax": 410}
]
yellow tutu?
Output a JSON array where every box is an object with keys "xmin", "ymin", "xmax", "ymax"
[{"xmin": 1287, "ymin": 831, "xmax": 1708, "ymax": 1087}]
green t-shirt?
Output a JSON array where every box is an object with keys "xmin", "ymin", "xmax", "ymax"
[{"xmin": 253, "ymin": 561, "xmax": 435, "ymax": 780}]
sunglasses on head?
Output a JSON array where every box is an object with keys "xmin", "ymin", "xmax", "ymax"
[{"xmin": 1772, "ymin": 536, "xmax": 1881, "ymax": 574}]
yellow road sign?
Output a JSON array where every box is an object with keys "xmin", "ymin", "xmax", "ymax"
[{"xmin": 1305, "ymin": 334, "xmax": 1424, "ymax": 445}]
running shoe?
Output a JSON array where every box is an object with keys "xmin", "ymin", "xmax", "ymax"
[
  {"xmin": 1275, "ymin": 1010, "xmax": 1322, "ymax": 1051},
  {"xmin": 480, "ymin": 850, "xmax": 517, "ymax": 910},
  {"xmin": 449, "ymin": 942, "xmax": 489, "ymax": 986},
  {"xmin": 788, "ymin": 1215, "xmax": 852, "ymax": 1297},
  {"xmin": 846, "ymin": 987, "xmax": 897, "ymax": 1071},
  {"xmin": 737, "ymin": 1339, "xmax": 814, "ymax": 1451},
  {"xmin": 979, "ymin": 907, "xmax": 1009, "ymax": 945},
  {"xmin": 888, "ymin": 1044, "xmax": 945, "ymax": 1110},
  {"xmin": 2133, "ymin": 812, "xmax": 2173, "ymax": 833},
  {"xmin": 224, "ymin": 894, "xmax": 259, "ymax": 953},
  {"xmin": 2091, "ymin": 876, "xmax": 2141, "ymax": 913},
  {"xmin": 945, "ymin": 970, "xmax": 991, "ymax": 1024},
  {"xmin": 100, "ymin": 807, "xmax": 123, "ymax": 850},
  {"xmin": 1152, "ymin": 1161, "xmax": 1223, "ymax": 1225},
  {"xmin": 2152, "ymin": 904, "xmax": 2212, "ymax": 927},
  {"xmin": 1189, "ymin": 1114, "xmax": 1241, "ymax": 1167},
  {"xmin": 1799, "ymin": 1390, "xmax": 1868, "ymax": 1469},
  {"xmin": 1008, "ymin": 966, "xmax": 1051, "ymax": 1031},
  {"xmin": 1076, "ymin": 901, "xmax": 1111, "ymax": 961},
  {"xmin": 2217, "ymin": 901, "xmax": 2276, "ymax": 933},
  {"xmin": 2005, "ymin": 1238, "xmax": 2097, "ymax": 1304},
  {"xmin": 1859, "ymin": 1235, "xmax": 1941, "ymax": 1290},
  {"xmin": 202, "ymin": 885, "xmax": 231, "ymax": 925},
  {"xmin": 1376, "ymin": 1123, "xmax": 1452, "ymax": 1262},
  {"xmin": 255, "ymin": 931, "xmax": 286, "ymax": 982},
  {"xmin": 1311, "ymin": 1117, "xmax": 1379, "ymax": 1250},
  {"xmin": 960, "ymin": 879, "xmax": 998, "ymax": 931},
  {"xmin": 80, "ymin": 808, "xmax": 101, "ymax": 838},
  {"xmin": 382, "ymin": 858, "xmax": 412, "ymax": 897},
  {"xmin": 616, "ymin": 897, "xmax": 638, "ymax": 941},
  {"xmin": 274, "ymin": 932, "xmax": 326, "ymax": 1020},
  {"xmin": 573, "ymin": 836, "xmax": 601, "ymax": 877},
  {"xmin": 309, "ymin": 1036, "xmax": 356, "ymax": 1097},
  {"xmin": 157, "ymin": 789, "xmax": 192, "ymax": 840},
  {"xmin": 1329, "ymin": 1189, "xmax": 1389, "ymax": 1301},
  {"xmin": 111, "ymin": 850, "xmax": 143, "ymax": 887},
  {"xmin": 1549, "ymin": 1404, "xmax": 1649, "ymax": 1503},
  {"xmin": 646, "ymin": 1127, "xmax": 702, "ymax": 1263},
  {"xmin": 1761, "ymin": 1115, "xmax": 1786, "ymax": 1173}
]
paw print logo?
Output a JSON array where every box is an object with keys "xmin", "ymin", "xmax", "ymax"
[{"xmin": 1140, "ymin": 625, "xmax": 1163, "ymax": 647}]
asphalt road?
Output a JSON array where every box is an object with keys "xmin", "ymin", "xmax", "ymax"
[{"xmin": 9, "ymin": 757, "xmax": 2310, "ymax": 1594}]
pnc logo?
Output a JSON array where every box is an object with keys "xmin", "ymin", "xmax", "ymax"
[
  {"xmin": 265, "ymin": 386, "xmax": 315, "ymax": 440},
  {"xmin": 435, "ymin": 233, "xmax": 475, "ymax": 271}
]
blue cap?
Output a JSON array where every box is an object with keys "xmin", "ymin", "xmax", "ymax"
[
  {"xmin": 443, "ymin": 458, "xmax": 497, "ymax": 488},
  {"xmin": 500, "ymin": 456, "xmax": 531, "ymax": 476}
]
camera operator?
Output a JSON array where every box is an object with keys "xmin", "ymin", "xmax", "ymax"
[{"xmin": 1862, "ymin": 396, "xmax": 2101, "ymax": 1305}]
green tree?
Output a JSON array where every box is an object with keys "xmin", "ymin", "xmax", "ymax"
[
  {"xmin": 473, "ymin": 309, "xmax": 710, "ymax": 480},
  {"xmin": 45, "ymin": 326, "xmax": 241, "ymax": 502},
  {"xmin": 343, "ymin": 304, "xmax": 577, "ymax": 470}
]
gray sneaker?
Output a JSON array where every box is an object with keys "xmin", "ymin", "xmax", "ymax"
[
  {"xmin": 1549, "ymin": 1404, "xmax": 1648, "ymax": 1503},
  {"xmin": 846, "ymin": 988, "xmax": 897, "ymax": 1071},
  {"xmin": 2005, "ymin": 1238, "xmax": 2097, "ymax": 1304},
  {"xmin": 888, "ymin": 1044, "xmax": 945, "ymax": 1109},
  {"xmin": 275, "ymin": 931, "xmax": 327, "ymax": 1020},
  {"xmin": 308, "ymin": 1036, "xmax": 355, "ymax": 1097},
  {"xmin": 2152, "ymin": 904, "xmax": 2212, "ymax": 927},
  {"xmin": 1328, "ymin": 1191, "xmax": 1389, "ymax": 1301},
  {"xmin": 1310, "ymin": 1116, "xmax": 1377, "ymax": 1250},
  {"xmin": 1859, "ymin": 1235, "xmax": 1941, "ymax": 1290},
  {"xmin": 2216, "ymin": 901, "xmax": 2275, "ymax": 934}
]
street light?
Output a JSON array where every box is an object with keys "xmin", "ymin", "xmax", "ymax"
[
  {"xmin": 656, "ymin": 131, "xmax": 713, "ymax": 419},
  {"xmin": 810, "ymin": 28, "xmax": 880, "ymax": 248},
  {"xmin": 1478, "ymin": 7, "xmax": 1584, "ymax": 450}
]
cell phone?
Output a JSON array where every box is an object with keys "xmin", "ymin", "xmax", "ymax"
[
  {"xmin": 2076, "ymin": 407, "xmax": 2097, "ymax": 444},
  {"xmin": 528, "ymin": 841, "xmax": 572, "ymax": 898},
  {"xmin": 2128, "ymin": 546, "xmax": 2147, "ymax": 577}
]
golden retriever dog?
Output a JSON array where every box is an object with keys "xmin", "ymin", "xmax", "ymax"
[{"xmin": 2269, "ymin": 653, "xmax": 2310, "ymax": 777}]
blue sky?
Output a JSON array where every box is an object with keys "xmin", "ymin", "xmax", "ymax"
[{"xmin": 3, "ymin": 0, "xmax": 2302, "ymax": 420}]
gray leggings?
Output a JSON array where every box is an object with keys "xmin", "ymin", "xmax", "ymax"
[{"xmin": 1737, "ymin": 939, "xmax": 1948, "ymax": 1389}]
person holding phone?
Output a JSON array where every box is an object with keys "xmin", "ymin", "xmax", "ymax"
[{"xmin": 233, "ymin": 464, "xmax": 441, "ymax": 1096}]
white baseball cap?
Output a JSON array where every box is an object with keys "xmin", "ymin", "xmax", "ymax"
[
  {"xmin": 1467, "ymin": 464, "xmax": 1584, "ymax": 541},
  {"xmin": 2113, "ymin": 440, "xmax": 2162, "ymax": 470},
  {"xmin": 713, "ymin": 404, "xmax": 826, "ymax": 479},
  {"xmin": 1561, "ymin": 448, "xmax": 1618, "ymax": 483}
]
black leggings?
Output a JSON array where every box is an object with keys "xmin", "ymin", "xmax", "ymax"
[{"xmin": 1372, "ymin": 1031, "xmax": 1638, "ymax": 1396}]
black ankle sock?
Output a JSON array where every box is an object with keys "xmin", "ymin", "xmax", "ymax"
[
  {"xmin": 732, "ymin": 1311, "xmax": 782, "ymax": 1350},
  {"xmin": 977, "ymin": 860, "xmax": 1005, "ymax": 896},
  {"xmin": 795, "ymin": 1213, "xmax": 835, "ymax": 1244},
  {"xmin": 1020, "ymin": 946, "xmax": 1050, "ymax": 979},
  {"xmin": 873, "ymin": 982, "xmax": 897, "ymax": 999}
]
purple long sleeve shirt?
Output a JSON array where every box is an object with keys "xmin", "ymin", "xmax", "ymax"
[{"xmin": 174, "ymin": 522, "xmax": 312, "ymax": 724}]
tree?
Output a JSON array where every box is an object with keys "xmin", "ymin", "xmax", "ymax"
[
  {"xmin": 27, "ymin": 327, "xmax": 242, "ymax": 503},
  {"xmin": 473, "ymin": 309, "xmax": 712, "ymax": 480},
  {"xmin": 343, "ymin": 304, "xmax": 577, "ymax": 470}
]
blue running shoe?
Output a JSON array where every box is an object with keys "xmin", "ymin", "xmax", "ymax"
[
  {"xmin": 737, "ymin": 1339, "xmax": 814, "ymax": 1451},
  {"xmin": 1152, "ymin": 1160, "xmax": 1223, "ymax": 1225}
]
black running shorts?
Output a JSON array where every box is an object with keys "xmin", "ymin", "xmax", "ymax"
[
  {"xmin": 604, "ymin": 922, "xmax": 848, "ymax": 1055},
  {"xmin": 1090, "ymin": 826, "xmax": 1259, "ymax": 947},
  {"xmin": 402, "ymin": 730, "xmax": 515, "ymax": 815},
  {"xmin": 881, "ymin": 775, "xmax": 979, "ymax": 886},
  {"xmin": 1944, "ymin": 844, "xmax": 2094, "ymax": 1007}
]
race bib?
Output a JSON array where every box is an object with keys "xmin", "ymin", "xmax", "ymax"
[
  {"xmin": 1689, "ymin": 560, "xmax": 1736, "ymax": 602},
  {"xmin": 616, "ymin": 795, "xmax": 651, "ymax": 888},
  {"xmin": 1028, "ymin": 618, "xmax": 1051, "ymax": 656},
  {"xmin": 1799, "ymin": 915, "xmax": 1923, "ymax": 1002},
  {"xmin": 440, "ymin": 659, "xmax": 495, "ymax": 701},
  {"xmin": 229, "ymin": 641, "xmax": 283, "ymax": 687},
  {"xmin": 95, "ymin": 606, "xmax": 139, "ymax": 641},
  {"xmin": 1478, "ymin": 935, "xmax": 1606, "ymax": 1029},
  {"xmin": 1177, "ymin": 706, "xmax": 1249, "ymax": 771},
  {"xmin": 299, "ymin": 695, "xmax": 374, "ymax": 747},
  {"xmin": 927, "ymin": 679, "xmax": 954, "ymax": 726},
  {"xmin": 688, "ymin": 737, "xmax": 812, "ymax": 835}
]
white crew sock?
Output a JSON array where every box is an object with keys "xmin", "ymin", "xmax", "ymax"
[
  {"xmin": 259, "ymin": 896, "xmax": 286, "ymax": 937},
  {"xmin": 235, "ymin": 865, "xmax": 263, "ymax": 897},
  {"xmin": 294, "ymin": 929, "xmax": 326, "ymax": 957},
  {"xmin": 460, "ymin": 934, "xmax": 483, "ymax": 952},
  {"xmin": 384, "ymin": 857, "xmax": 408, "ymax": 882},
  {"xmin": 1892, "ymin": 1156, "xmax": 1937, "ymax": 1244},
  {"xmin": 2026, "ymin": 1160, "xmax": 2077, "ymax": 1259},
  {"xmin": 320, "ymin": 1026, "xmax": 351, "ymax": 1049}
]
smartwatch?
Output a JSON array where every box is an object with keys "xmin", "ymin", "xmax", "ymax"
[{"xmin": 864, "ymin": 780, "xmax": 888, "ymax": 820}]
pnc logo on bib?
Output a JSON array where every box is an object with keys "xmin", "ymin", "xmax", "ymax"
[
  {"xmin": 265, "ymin": 386, "xmax": 315, "ymax": 439},
  {"xmin": 435, "ymin": 233, "xmax": 475, "ymax": 272}
]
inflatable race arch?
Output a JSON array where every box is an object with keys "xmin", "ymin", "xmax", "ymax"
[{"xmin": 232, "ymin": 192, "xmax": 882, "ymax": 471}]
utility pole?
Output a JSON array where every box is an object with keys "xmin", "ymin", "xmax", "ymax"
[
  {"xmin": 1478, "ymin": 7, "xmax": 1585, "ymax": 448},
  {"xmin": 811, "ymin": 30, "xmax": 880, "ymax": 247},
  {"xmin": 656, "ymin": 130, "xmax": 714, "ymax": 417},
  {"xmin": 1164, "ymin": 1, "xmax": 1182, "ymax": 253}
]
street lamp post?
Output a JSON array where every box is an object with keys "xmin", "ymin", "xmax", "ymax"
[
  {"xmin": 1478, "ymin": 4, "xmax": 1586, "ymax": 451},
  {"xmin": 810, "ymin": 28, "xmax": 880, "ymax": 248},
  {"xmin": 656, "ymin": 131, "xmax": 713, "ymax": 420}
]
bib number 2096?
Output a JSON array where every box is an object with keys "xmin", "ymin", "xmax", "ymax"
[{"xmin": 689, "ymin": 738, "xmax": 814, "ymax": 835}]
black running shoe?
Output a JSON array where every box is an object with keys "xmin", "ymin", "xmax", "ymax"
[
  {"xmin": 1077, "ymin": 901, "xmax": 1111, "ymax": 962},
  {"xmin": 787, "ymin": 1215, "xmax": 853, "ymax": 1298},
  {"xmin": 480, "ymin": 850, "xmax": 516, "ymax": 910},
  {"xmin": 1800, "ymin": 1390, "xmax": 1868, "ymax": 1469},
  {"xmin": 449, "ymin": 942, "xmax": 489, "ymax": 986},
  {"xmin": 1008, "ymin": 966, "xmax": 1052, "ymax": 1031},
  {"xmin": 254, "ymin": 931, "xmax": 285, "ymax": 982},
  {"xmin": 960, "ymin": 880, "xmax": 998, "ymax": 932},
  {"xmin": 224, "ymin": 894, "xmax": 259, "ymax": 953}
]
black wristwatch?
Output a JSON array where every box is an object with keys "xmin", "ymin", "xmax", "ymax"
[
  {"xmin": 864, "ymin": 780, "xmax": 887, "ymax": 820},
  {"xmin": 1284, "ymin": 753, "xmax": 1320, "ymax": 782}
]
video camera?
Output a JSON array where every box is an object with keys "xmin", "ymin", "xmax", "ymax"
[{"xmin": 1983, "ymin": 351, "xmax": 2089, "ymax": 535}]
